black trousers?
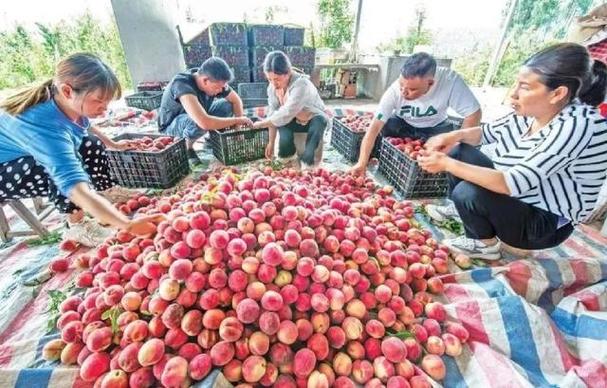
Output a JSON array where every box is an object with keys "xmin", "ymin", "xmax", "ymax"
[
  {"xmin": 381, "ymin": 116, "xmax": 456, "ymax": 140},
  {"xmin": 448, "ymin": 143, "xmax": 574, "ymax": 249},
  {"xmin": 278, "ymin": 115, "xmax": 328, "ymax": 165},
  {"xmin": 0, "ymin": 135, "xmax": 115, "ymax": 213}
]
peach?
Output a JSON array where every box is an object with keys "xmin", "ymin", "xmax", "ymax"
[
  {"xmin": 100, "ymin": 370, "xmax": 128, "ymax": 388},
  {"xmin": 219, "ymin": 316, "xmax": 244, "ymax": 342},
  {"xmin": 296, "ymin": 318, "xmax": 314, "ymax": 341},
  {"xmin": 381, "ymin": 337, "xmax": 407, "ymax": 363},
  {"xmin": 343, "ymin": 269, "xmax": 361, "ymax": 286},
  {"xmin": 293, "ymin": 348, "xmax": 316, "ymax": 379},
  {"xmin": 249, "ymin": 331, "xmax": 270, "ymax": 356},
  {"xmin": 342, "ymin": 316, "xmax": 363, "ymax": 340},
  {"xmin": 300, "ymin": 239, "xmax": 319, "ymax": 257},
  {"xmin": 204, "ymin": 247, "xmax": 223, "ymax": 265},
  {"xmin": 118, "ymin": 342, "xmax": 142, "ymax": 372},
  {"xmin": 446, "ymin": 322, "xmax": 470, "ymax": 343},
  {"xmin": 261, "ymin": 290, "xmax": 284, "ymax": 311},
  {"xmin": 275, "ymin": 375, "xmax": 297, "ymax": 388},
  {"xmin": 333, "ymin": 352, "xmax": 353, "ymax": 376},
  {"xmin": 202, "ymin": 309, "xmax": 226, "ymax": 330},
  {"xmin": 259, "ymin": 311, "xmax": 280, "ymax": 335},
  {"xmin": 189, "ymin": 353, "xmax": 213, "ymax": 380},
  {"xmin": 306, "ymin": 370, "xmax": 329, "ymax": 388},
  {"xmin": 351, "ymin": 248, "xmax": 369, "ymax": 264},
  {"xmin": 402, "ymin": 338, "xmax": 422, "ymax": 362},
  {"xmin": 61, "ymin": 321, "xmax": 83, "ymax": 343},
  {"xmin": 424, "ymin": 302, "xmax": 447, "ymax": 322},
  {"xmin": 257, "ymin": 263, "xmax": 277, "ymax": 283},
  {"xmin": 378, "ymin": 307, "xmax": 396, "ymax": 327},
  {"xmin": 326, "ymin": 326, "xmax": 346, "ymax": 349},
  {"xmin": 227, "ymin": 238, "xmax": 248, "ymax": 257},
  {"xmin": 168, "ymin": 259, "xmax": 192, "ymax": 281},
  {"xmin": 375, "ymin": 284, "xmax": 392, "ymax": 303},
  {"xmin": 242, "ymin": 355, "xmax": 267, "ymax": 383},
  {"xmin": 181, "ymin": 309, "xmax": 204, "ymax": 336},
  {"xmin": 60, "ymin": 341, "xmax": 83, "ymax": 365},
  {"xmin": 373, "ymin": 356, "xmax": 395, "ymax": 383},
  {"xmin": 365, "ymin": 319, "xmax": 386, "ymax": 339},
  {"xmin": 307, "ymin": 333, "xmax": 329, "ymax": 360},
  {"xmin": 364, "ymin": 338, "xmax": 382, "ymax": 360},
  {"xmin": 442, "ymin": 333, "xmax": 463, "ymax": 357},
  {"xmin": 311, "ymin": 265, "xmax": 330, "ymax": 283},
  {"xmin": 422, "ymin": 318, "xmax": 441, "ymax": 337},
  {"xmin": 345, "ymin": 299, "xmax": 366, "ymax": 319},
  {"xmin": 246, "ymin": 281, "xmax": 266, "ymax": 300},
  {"xmin": 352, "ymin": 359, "xmax": 374, "ymax": 384},
  {"xmin": 197, "ymin": 329, "xmax": 219, "ymax": 350},
  {"xmin": 410, "ymin": 376, "xmax": 431, "ymax": 388},
  {"xmin": 129, "ymin": 367, "xmax": 155, "ymax": 388},
  {"xmin": 223, "ymin": 359, "xmax": 243, "ymax": 383},
  {"xmin": 270, "ymin": 343, "xmax": 294, "ymax": 372},
  {"xmin": 311, "ymin": 312, "xmax": 330, "ymax": 334},
  {"xmin": 425, "ymin": 336, "xmax": 445, "ymax": 355},
  {"xmin": 138, "ymin": 338, "xmax": 165, "ymax": 366},
  {"xmin": 170, "ymin": 241, "xmax": 191, "ymax": 260},
  {"xmin": 277, "ymin": 320, "xmax": 298, "ymax": 345},
  {"xmin": 311, "ymin": 293, "xmax": 329, "ymax": 312},
  {"xmin": 159, "ymin": 278, "xmax": 180, "ymax": 301},
  {"xmin": 161, "ymin": 355, "xmax": 188, "ymax": 387},
  {"xmin": 274, "ymin": 270, "xmax": 293, "ymax": 287},
  {"xmin": 295, "ymin": 293, "xmax": 311, "ymax": 312},
  {"xmin": 387, "ymin": 376, "xmax": 410, "ymax": 388},
  {"xmin": 121, "ymin": 291, "xmax": 142, "ymax": 312},
  {"xmin": 178, "ymin": 343, "xmax": 202, "ymax": 361},
  {"xmin": 209, "ymin": 229, "xmax": 230, "ymax": 249},
  {"xmin": 421, "ymin": 354, "xmax": 446, "ymax": 381},
  {"xmin": 80, "ymin": 351, "xmax": 110, "ymax": 382},
  {"xmin": 210, "ymin": 340, "xmax": 235, "ymax": 366},
  {"xmin": 161, "ymin": 303, "xmax": 185, "ymax": 330},
  {"xmin": 261, "ymin": 242, "xmax": 284, "ymax": 266},
  {"xmin": 228, "ymin": 270, "xmax": 248, "ymax": 292},
  {"xmin": 236, "ymin": 298, "xmax": 260, "ymax": 324},
  {"xmin": 124, "ymin": 320, "xmax": 149, "ymax": 343},
  {"xmin": 86, "ymin": 327, "xmax": 112, "ymax": 352},
  {"xmin": 190, "ymin": 211, "xmax": 211, "ymax": 230},
  {"xmin": 208, "ymin": 268, "xmax": 228, "ymax": 289}
]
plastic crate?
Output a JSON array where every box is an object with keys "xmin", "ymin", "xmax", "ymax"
[
  {"xmin": 229, "ymin": 66, "xmax": 251, "ymax": 85},
  {"xmin": 283, "ymin": 46, "xmax": 315, "ymax": 67},
  {"xmin": 242, "ymin": 98, "xmax": 268, "ymax": 109},
  {"xmin": 136, "ymin": 81, "xmax": 168, "ymax": 92},
  {"xmin": 378, "ymin": 138, "xmax": 448, "ymax": 199},
  {"xmin": 183, "ymin": 44, "xmax": 212, "ymax": 68},
  {"xmin": 209, "ymin": 128, "xmax": 269, "ymax": 165},
  {"xmin": 124, "ymin": 91, "xmax": 163, "ymax": 111},
  {"xmin": 330, "ymin": 117, "xmax": 381, "ymax": 163},
  {"xmin": 248, "ymin": 25, "xmax": 284, "ymax": 46},
  {"xmin": 252, "ymin": 68, "xmax": 267, "ymax": 83},
  {"xmin": 212, "ymin": 46, "xmax": 250, "ymax": 67},
  {"xmin": 210, "ymin": 23, "xmax": 248, "ymax": 46},
  {"xmin": 106, "ymin": 134, "xmax": 190, "ymax": 189},
  {"xmin": 237, "ymin": 82, "xmax": 268, "ymax": 99},
  {"xmin": 250, "ymin": 46, "xmax": 283, "ymax": 69},
  {"xmin": 284, "ymin": 26, "xmax": 305, "ymax": 46}
]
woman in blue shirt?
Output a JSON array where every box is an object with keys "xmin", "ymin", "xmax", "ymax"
[{"xmin": 0, "ymin": 53, "xmax": 161, "ymax": 245}]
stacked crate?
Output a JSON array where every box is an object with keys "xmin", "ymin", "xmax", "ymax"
[
  {"xmin": 181, "ymin": 27, "xmax": 212, "ymax": 69},
  {"xmin": 210, "ymin": 23, "xmax": 251, "ymax": 86}
]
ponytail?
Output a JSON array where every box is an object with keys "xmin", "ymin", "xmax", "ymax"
[
  {"xmin": 579, "ymin": 60, "xmax": 607, "ymax": 106},
  {"xmin": 0, "ymin": 79, "xmax": 53, "ymax": 116}
]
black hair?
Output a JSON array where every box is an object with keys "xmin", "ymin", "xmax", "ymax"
[
  {"xmin": 198, "ymin": 57, "xmax": 233, "ymax": 82},
  {"xmin": 400, "ymin": 52, "xmax": 437, "ymax": 78},
  {"xmin": 524, "ymin": 43, "xmax": 607, "ymax": 106},
  {"xmin": 263, "ymin": 50, "xmax": 292, "ymax": 75}
]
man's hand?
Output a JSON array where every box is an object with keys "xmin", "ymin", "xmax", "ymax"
[
  {"xmin": 125, "ymin": 214, "xmax": 166, "ymax": 236},
  {"xmin": 265, "ymin": 142, "xmax": 275, "ymax": 159},
  {"xmin": 418, "ymin": 150, "xmax": 449, "ymax": 174},
  {"xmin": 235, "ymin": 116, "xmax": 254, "ymax": 127},
  {"xmin": 349, "ymin": 162, "xmax": 367, "ymax": 177},
  {"xmin": 107, "ymin": 140, "xmax": 133, "ymax": 151},
  {"xmin": 425, "ymin": 132, "xmax": 458, "ymax": 153}
]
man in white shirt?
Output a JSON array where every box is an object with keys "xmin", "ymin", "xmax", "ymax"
[{"xmin": 351, "ymin": 52, "xmax": 482, "ymax": 175}]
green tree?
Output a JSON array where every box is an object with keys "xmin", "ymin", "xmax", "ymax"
[
  {"xmin": 317, "ymin": 0, "xmax": 354, "ymax": 49},
  {"xmin": 403, "ymin": 5, "xmax": 432, "ymax": 53}
]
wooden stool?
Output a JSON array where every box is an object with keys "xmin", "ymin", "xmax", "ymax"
[{"xmin": 0, "ymin": 198, "xmax": 53, "ymax": 243}]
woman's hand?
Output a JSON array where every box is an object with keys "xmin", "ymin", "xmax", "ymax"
[
  {"xmin": 417, "ymin": 150, "xmax": 450, "ymax": 174},
  {"xmin": 125, "ymin": 214, "xmax": 166, "ymax": 236},
  {"xmin": 425, "ymin": 132, "xmax": 459, "ymax": 153},
  {"xmin": 252, "ymin": 120, "xmax": 268, "ymax": 129},
  {"xmin": 265, "ymin": 142, "xmax": 275, "ymax": 159}
]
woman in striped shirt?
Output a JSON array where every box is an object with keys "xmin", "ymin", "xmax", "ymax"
[{"xmin": 418, "ymin": 43, "xmax": 607, "ymax": 260}]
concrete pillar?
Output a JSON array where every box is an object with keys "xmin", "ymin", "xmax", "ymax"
[{"xmin": 111, "ymin": 0, "xmax": 185, "ymax": 86}]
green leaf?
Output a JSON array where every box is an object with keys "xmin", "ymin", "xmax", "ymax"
[
  {"xmin": 388, "ymin": 330, "xmax": 414, "ymax": 340},
  {"xmin": 25, "ymin": 231, "xmax": 62, "ymax": 247}
]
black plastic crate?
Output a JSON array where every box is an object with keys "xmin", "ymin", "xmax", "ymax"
[
  {"xmin": 238, "ymin": 82, "xmax": 268, "ymax": 99},
  {"xmin": 293, "ymin": 65, "xmax": 314, "ymax": 75},
  {"xmin": 183, "ymin": 45, "xmax": 212, "ymax": 68},
  {"xmin": 124, "ymin": 91, "xmax": 163, "ymax": 111},
  {"xmin": 283, "ymin": 46, "xmax": 315, "ymax": 67},
  {"xmin": 284, "ymin": 26, "xmax": 305, "ymax": 46},
  {"xmin": 209, "ymin": 128, "xmax": 269, "ymax": 165},
  {"xmin": 330, "ymin": 117, "xmax": 381, "ymax": 163},
  {"xmin": 106, "ymin": 134, "xmax": 190, "ymax": 189},
  {"xmin": 248, "ymin": 25, "xmax": 284, "ymax": 46},
  {"xmin": 242, "ymin": 98, "xmax": 268, "ymax": 109},
  {"xmin": 210, "ymin": 23, "xmax": 248, "ymax": 46},
  {"xmin": 187, "ymin": 28, "xmax": 210, "ymax": 47},
  {"xmin": 250, "ymin": 46, "xmax": 283, "ymax": 69},
  {"xmin": 378, "ymin": 138, "xmax": 448, "ymax": 199},
  {"xmin": 229, "ymin": 66, "xmax": 251, "ymax": 85},
  {"xmin": 212, "ymin": 46, "xmax": 250, "ymax": 67},
  {"xmin": 136, "ymin": 81, "xmax": 168, "ymax": 92},
  {"xmin": 252, "ymin": 68, "xmax": 266, "ymax": 83}
]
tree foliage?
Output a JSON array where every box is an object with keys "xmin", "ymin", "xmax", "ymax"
[
  {"xmin": 0, "ymin": 12, "xmax": 130, "ymax": 91},
  {"xmin": 316, "ymin": 0, "xmax": 354, "ymax": 49}
]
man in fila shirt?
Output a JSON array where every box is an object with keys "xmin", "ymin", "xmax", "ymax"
[{"xmin": 350, "ymin": 52, "xmax": 482, "ymax": 175}]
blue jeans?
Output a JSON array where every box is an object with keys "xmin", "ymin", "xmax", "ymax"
[{"xmin": 162, "ymin": 99, "xmax": 233, "ymax": 140}]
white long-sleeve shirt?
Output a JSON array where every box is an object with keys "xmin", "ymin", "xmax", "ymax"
[{"xmin": 267, "ymin": 72, "xmax": 327, "ymax": 127}]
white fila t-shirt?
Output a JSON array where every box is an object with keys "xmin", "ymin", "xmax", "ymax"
[{"xmin": 375, "ymin": 67, "xmax": 480, "ymax": 128}]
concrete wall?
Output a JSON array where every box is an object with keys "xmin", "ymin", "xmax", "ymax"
[{"xmin": 111, "ymin": 0, "xmax": 185, "ymax": 86}]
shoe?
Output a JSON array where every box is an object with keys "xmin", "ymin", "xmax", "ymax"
[
  {"xmin": 101, "ymin": 186, "xmax": 143, "ymax": 203},
  {"xmin": 300, "ymin": 161, "xmax": 315, "ymax": 171},
  {"xmin": 63, "ymin": 218, "xmax": 114, "ymax": 247},
  {"xmin": 426, "ymin": 201, "xmax": 462, "ymax": 223},
  {"xmin": 442, "ymin": 235, "xmax": 501, "ymax": 260},
  {"xmin": 188, "ymin": 149, "xmax": 203, "ymax": 165}
]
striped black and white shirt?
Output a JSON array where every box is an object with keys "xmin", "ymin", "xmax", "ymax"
[{"xmin": 481, "ymin": 102, "xmax": 607, "ymax": 224}]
